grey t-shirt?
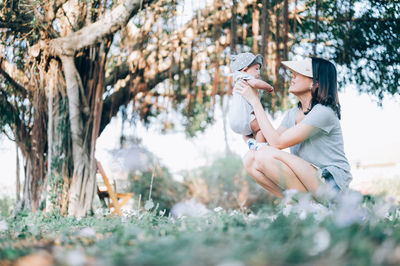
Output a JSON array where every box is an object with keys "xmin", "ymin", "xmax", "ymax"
[{"xmin": 280, "ymin": 104, "xmax": 352, "ymax": 189}]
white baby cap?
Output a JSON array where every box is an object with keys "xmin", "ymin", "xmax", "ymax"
[{"xmin": 230, "ymin": 52, "xmax": 264, "ymax": 72}]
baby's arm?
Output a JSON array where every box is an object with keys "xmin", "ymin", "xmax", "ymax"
[{"xmin": 246, "ymin": 79, "xmax": 274, "ymax": 93}]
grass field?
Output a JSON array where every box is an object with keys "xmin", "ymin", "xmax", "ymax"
[{"xmin": 1, "ymin": 189, "xmax": 400, "ymax": 266}]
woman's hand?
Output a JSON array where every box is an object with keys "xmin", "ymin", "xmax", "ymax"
[{"xmin": 234, "ymin": 79, "xmax": 259, "ymax": 106}]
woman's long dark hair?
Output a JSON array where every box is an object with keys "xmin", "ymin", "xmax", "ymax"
[{"xmin": 300, "ymin": 57, "xmax": 341, "ymax": 119}]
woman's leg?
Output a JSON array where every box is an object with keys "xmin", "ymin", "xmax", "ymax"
[
  {"xmin": 243, "ymin": 151, "xmax": 283, "ymax": 198},
  {"xmin": 254, "ymin": 146, "xmax": 321, "ymax": 194}
]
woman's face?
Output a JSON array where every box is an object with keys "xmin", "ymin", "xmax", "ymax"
[{"xmin": 288, "ymin": 71, "xmax": 313, "ymax": 95}]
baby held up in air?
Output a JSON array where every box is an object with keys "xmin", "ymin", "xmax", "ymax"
[{"xmin": 228, "ymin": 52, "xmax": 274, "ymax": 150}]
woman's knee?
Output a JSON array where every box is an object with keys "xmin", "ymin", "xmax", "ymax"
[
  {"xmin": 254, "ymin": 146, "xmax": 277, "ymax": 168},
  {"xmin": 242, "ymin": 150, "xmax": 255, "ymax": 170}
]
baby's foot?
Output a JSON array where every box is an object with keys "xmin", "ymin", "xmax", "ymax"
[{"xmin": 247, "ymin": 138, "xmax": 257, "ymax": 150}]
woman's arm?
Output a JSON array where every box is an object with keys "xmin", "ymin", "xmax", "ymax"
[{"xmin": 235, "ymin": 80, "xmax": 317, "ymax": 149}]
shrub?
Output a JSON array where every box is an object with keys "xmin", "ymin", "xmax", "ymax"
[
  {"xmin": 128, "ymin": 165, "xmax": 187, "ymax": 214},
  {"xmin": 0, "ymin": 195, "xmax": 14, "ymax": 218},
  {"xmin": 182, "ymin": 153, "xmax": 274, "ymax": 210}
]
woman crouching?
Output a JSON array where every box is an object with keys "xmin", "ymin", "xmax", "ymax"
[{"xmin": 234, "ymin": 57, "xmax": 352, "ymax": 198}]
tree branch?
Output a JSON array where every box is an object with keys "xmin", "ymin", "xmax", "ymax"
[
  {"xmin": 0, "ymin": 20, "xmax": 32, "ymax": 33},
  {"xmin": 0, "ymin": 91, "xmax": 28, "ymax": 145},
  {"xmin": 100, "ymin": 68, "xmax": 170, "ymax": 134},
  {"xmin": 42, "ymin": 0, "xmax": 156, "ymax": 56},
  {"xmin": 105, "ymin": 61, "xmax": 130, "ymax": 87},
  {"xmin": 0, "ymin": 59, "xmax": 28, "ymax": 94},
  {"xmin": 45, "ymin": 0, "xmax": 69, "ymax": 23}
]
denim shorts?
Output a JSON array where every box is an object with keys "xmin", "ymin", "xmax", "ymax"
[{"xmin": 320, "ymin": 169, "xmax": 340, "ymax": 191}]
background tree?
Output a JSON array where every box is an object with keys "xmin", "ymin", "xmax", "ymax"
[{"xmin": 294, "ymin": 0, "xmax": 400, "ymax": 99}]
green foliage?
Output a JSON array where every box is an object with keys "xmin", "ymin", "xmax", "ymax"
[
  {"xmin": 296, "ymin": 0, "xmax": 400, "ymax": 100},
  {"xmin": 1, "ymin": 192, "xmax": 400, "ymax": 265},
  {"xmin": 182, "ymin": 98, "xmax": 214, "ymax": 138},
  {"xmin": 0, "ymin": 195, "xmax": 14, "ymax": 218},
  {"xmin": 183, "ymin": 153, "xmax": 273, "ymax": 210},
  {"xmin": 0, "ymin": 90, "xmax": 15, "ymax": 132}
]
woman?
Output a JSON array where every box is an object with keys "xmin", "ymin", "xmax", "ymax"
[{"xmin": 234, "ymin": 57, "xmax": 352, "ymax": 198}]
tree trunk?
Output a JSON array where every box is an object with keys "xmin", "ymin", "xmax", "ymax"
[
  {"xmin": 293, "ymin": 0, "xmax": 298, "ymax": 36},
  {"xmin": 261, "ymin": 0, "xmax": 270, "ymax": 59},
  {"xmin": 314, "ymin": 0, "xmax": 319, "ymax": 55},
  {"xmin": 15, "ymin": 142, "xmax": 20, "ymax": 201},
  {"xmin": 252, "ymin": 3, "xmax": 260, "ymax": 54},
  {"xmin": 230, "ymin": 0, "xmax": 237, "ymax": 54},
  {"xmin": 284, "ymin": 0, "xmax": 289, "ymax": 60},
  {"xmin": 61, "ymin": 55, "xmax": 94, "ymax": 217},
  {"xmin": 19, "ymin": 88, "xmax": 47, "ymax": 212},
  {"xmin": 272, "ymin": 3, "xmax": 281, "ymax": 112},
  {"xmin": 282, "ymin": 0, "xmax": 289, "ymax": 109},
  {"xmin": 45, "ymin": 59, "xmax": 71, "ymax": 215},
  {"xmin": 45, "ymin": 62, "xmax": 54, "ymax": 211},
  {"xmin": 221, "ymin": 96, "xmax": 231, "ymax": 155},
  {"xmin": 21, "ymin": 156, "xmax": 33, "ymax": 210}
]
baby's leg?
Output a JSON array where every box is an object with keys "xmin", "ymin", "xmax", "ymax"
[
  {"xmin": 254, "ymin": 130, "xmax": 266, "ymax": 143},
  {"xmin": 250, "ymin": 118, "xmax": 266, "ymax": 142}
]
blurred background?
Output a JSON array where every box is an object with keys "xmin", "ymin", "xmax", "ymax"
[{"xmin": 0, "ymin": 0, "xmax": 399, "ymax": 215}]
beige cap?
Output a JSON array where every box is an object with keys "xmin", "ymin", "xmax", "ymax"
[{"xmin": 281, "ymin": 58, "xmax": 313, "ymax": 78}]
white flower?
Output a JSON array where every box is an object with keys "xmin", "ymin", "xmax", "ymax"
[
  {"xmin": 214, "ymin": 207, "xmax": 223, "ymax": 212},
  {"xmin": 170, "ymin": 199, "xmax": 210, "ymax": 218},
  {"xmin": 217, "ymin": 260, "xmax": 245, "ymax": 266},
  {"xmin": 282, "ymin": 189, "xmax": 299, "ymax": 204},
  {"xmin": 373, "ymin": 200, "xmax": 394, "ymax": 219},
  {"xmin": 298, "ymin": 210, "xmax": 307, "ymax": 220},
  {"xmin": 282, "ymin": 204, "xmax": 293, "ymax": 216},
  {"xmin": 316, "ymin": 183, "xmax": 339, "ymax": 202},
  {"xmin": 78, "ymin": 227, "xmax": 96, "ymax": 238},
  {"xmin": 372, "ymin": 239, "xmax": 395, "ymax": 265},
  {"xmin": 334, "ymin": 190, "xmax": 365, "ymax": 227},
  {"xmin": 309, "ymin": 202, "xmax": 330, "ymax": 221},
  {"xmin": 65, "ymin": 248, "xmax": 86, "ymax": 266},
  {"xmin": 309, "ymin": 229, "xmax": 331, "ymax": 256},
  {"xmin": 144, "ymin": 199, "xmax": 154, "ymax": 211},
  {"xmin": 247, "ymin": 213, "xmax": 259, "ymax": 221},
  {"xmin": 0, "ymin": 220, "xmax": 8, "ymax": 232}
]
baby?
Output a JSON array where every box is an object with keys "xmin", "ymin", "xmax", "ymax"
[{"xmin": 228, "ymin": 52, "xmax": 274, "ymax": 149}]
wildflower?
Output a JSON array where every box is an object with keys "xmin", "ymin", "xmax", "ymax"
[
  {"xmin": 309, "ymin": 229, "xmax": 331, "ymax": 256},
  {"xmin": 334, "ymin": 190, "xmax": 365, "ymax": 227},
  {"xmin": 65, "ymin": 248, "xmax": 86, "ymax": 266},
  {"xmin": 78, "ymin": 227, "xmax": 96, "ymax": 238},
  {"xmin": 373, "ymin": 239, "xmax": 395, "ymax": 265},
  {"xmin": 214, "ymin": 207, "xmax": 223, "ymax": 212},
  {"xmin": 373, "ymin": 199, "xmax": 394, "ymax": 219},
  {"xmin": 282, "ymin": 204, "xmax": 293, "ymax": 217},
  {"xmin": 217, "ymin": 260, "xmax": 245, "ymax": 266},
  {"xmin": 0, "ymin": 220, "xmax": 8, "ymax": 232},
  {"xmin": 316, "ymin": 182, "xmax": 339, "ymax": 204},
  {"xmin": 170, "ymin": 198, "xmax": 210, "ymax": 218},
  {"xmin": 282, "ymin": 189, "xmax": 299, "ymax": 205},
  {"xmin": 144, "ymin": 199, "xmax": 155, "ymax": 211}
]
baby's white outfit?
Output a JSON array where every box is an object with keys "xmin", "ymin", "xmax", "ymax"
[{"xmin": 228, "ymin": 71, "xmax": 258, "ymax": 136}]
